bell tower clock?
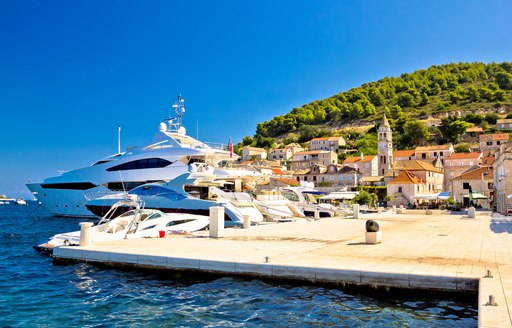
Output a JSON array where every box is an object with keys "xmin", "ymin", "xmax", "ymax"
[{"xmin": 378, "ymin": 115, "xmax": 393, "ymax": 176}]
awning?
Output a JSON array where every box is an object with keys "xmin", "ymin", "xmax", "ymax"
[
  {"xmin": 320, "ymin": 192, "xmax": 358, "ymax": 200},
  {"xmin": 411, "ymin": 194, "xmax": 438, "ymax": 200},
  {"xmin": 437, "ymin": 191, "xmax": 450, "ymax": 200},
  {"xmin": 463, "ymin": 192, "xmax": 488, "ymax": 199},
  {"xmin": 471, "ymin": 192, "xmax": 488, "ymax": 199}
]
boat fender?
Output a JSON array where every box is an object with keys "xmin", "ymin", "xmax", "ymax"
[{"xmin": 64, "ymin": 239, "xmax": 70, "ymax": 246}]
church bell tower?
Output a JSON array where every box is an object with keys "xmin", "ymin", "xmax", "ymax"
[{"xmin": 378, "ymin": 114, "xmax": 393, "ymax": 176}]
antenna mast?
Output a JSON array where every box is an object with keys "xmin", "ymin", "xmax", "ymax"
[{"xmin": 117, "ymin": 125, "xmax": 121, "ymax": 154}]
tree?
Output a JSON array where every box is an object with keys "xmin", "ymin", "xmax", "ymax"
[
  {"xmin": 242, "ymin": 136, "xmax": 253, "ymax": 146},
  {"xmin": 454, "ymin": 143, "xmax": 470, "ymax": 153},
  {"xmin": 485, "ymin": 112, "xmax": 500, "ymax": 124},
  {"xmin": 353, "ymin": 190, "xmax": 377, "ymax": 206},
  {"xmin": 439, "ymin": 118, "xmax": 473, "ymax": 143},
  {"xmin": 402, "ymin": 119, "xmax": 429, "ymax": 147},
  {"xmin": 495, "ymin": 72, "xmax": 512, "ymax": 90}
]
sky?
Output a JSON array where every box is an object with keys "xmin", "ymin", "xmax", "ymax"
[{"xmin": 1, "ymin": 0, "xmax": 512, "ymax": 198}]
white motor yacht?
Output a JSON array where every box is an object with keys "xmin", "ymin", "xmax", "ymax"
[
  {"xmin": 34, "ymin": 197, "xmax": 210, "ymax": 254},
  {"xmin": 85, "ymin": 170, "xmax": 265, "ymax": 226},
  {"xmin": 26, "ymin": 96, "xmax": 238, "ymax": 218}
]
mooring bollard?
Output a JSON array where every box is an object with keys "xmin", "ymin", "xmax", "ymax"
[
  {"xmin": 243, "ymin": 215, "xmax": 250, "ymax": 229},
  {"xmin": 79, "ymin": 222, "xmax": 94, "ymax": 246},
  {"xmin": 353, "ymin": 203, "xmax": 360, "ymax": 219},
  {"xmin": 468, "ymin": 206, "xmax": 476, "ymax": 218},
  {"xmin": 209, "ymin": 206, "xmax": 225, "ymax": 238}
]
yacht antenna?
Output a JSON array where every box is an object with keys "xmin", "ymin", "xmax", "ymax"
[
  {"xmin": 171, "ymin": 94, "xmax": 185, "ymax": 131},
  {"xmin": 117, "ymin": 125, "xmax": 121, "ymax": 154}
]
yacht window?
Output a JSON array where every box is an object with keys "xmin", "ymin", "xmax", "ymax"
[
  {"xmin": 166, "ymin": 219, "xmax": 192, "ymax": 226},
  {"xmin": 118, "ymin": 210, "xmax": 136, "ymax": 218},
  {"xmin": 92, "ymin": 160, "xmax": 112, "ymax": 166},
  {"xmin": 146, "ymin": 212, "xmax": 163, "ymax": 220},
  {"xmin": 106, "ymin": 181, "xmax": 147, "ymax": 191},
  {"xmin": 106, "ymin": 158, "xmax": 173, "ymax": 171},
  {"xmin": 281, "ymin": 190, "xmax": 299, "ymax": 202},
  {"xmin": 131, "ymin": 185, "xmax": 187, "ymax": 201},
  {"xmin": 41, "ymin": 182, "xmax": 98, "ymax": 190}
]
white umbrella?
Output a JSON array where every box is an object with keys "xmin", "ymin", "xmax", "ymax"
[{"xmin": 507, "ymin": 194, "xmax": 512, "ymax": 199}]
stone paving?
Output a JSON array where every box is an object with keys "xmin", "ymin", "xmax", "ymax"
[{"xmin": 53, "ymin": 209, "xmax": 512, "ymax": 327}]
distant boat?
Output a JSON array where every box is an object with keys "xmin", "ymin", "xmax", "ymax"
[{"xmin": 15, "ymin": 198, "xmax": 27, "ymax": 205}]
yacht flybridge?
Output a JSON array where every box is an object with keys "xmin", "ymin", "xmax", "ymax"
[{"xmin": 26, "ymin": 96, "xmax": 238, "ymax": 218}]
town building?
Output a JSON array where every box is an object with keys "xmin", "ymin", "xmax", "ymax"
[
  {"xmin": 493, "ymin": 142, "xmax": 512, "ymax": 215},
  {"xmin": 241, "ymin": 147, "xmax": 267, "ymax": 161},
  {"xmin": 463, "ymin": 127, "xmax": 484, "ymax": 142},
  {"xmin": 443, "ymin": 152, "xmax": 483, "ymax": 190},
  {"xmin": 496, "ymin": 118, "xmax": 512, "ymax": 131},
  {"xmin": 343, "ymin": 154, "xmax": 378, "ymax": 177},
  {"xmin": 268, "ymin": 148, "xmax": 292, "ymax": 161},
  {"xmin": 414, "ymin": 144, "xmax": 454, "ymax": 164},
  {"xmin": 309, "ymin": 136, "xmax": 346, "ymax": 153},
  {"xmin": 290, "ymin": 150, "xmax": 337, "ymax": 170},
  {"xmin": 479, "ymin": 133, "xmax": 509, "ymax": 154},
  {"xmin": 293, "ymin": 163, "xmax": 362, "ymax": 189},
  {"xmin": 451, "ymin": 166, "xmax": 493, "ymax": 209},
  {"xmin": 387, "ymin": 171, "xmax": 428, "ymax": 207}
]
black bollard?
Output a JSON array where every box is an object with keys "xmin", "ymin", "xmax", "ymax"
[{"xmin": 366, "ymin": 220, "xmax": 379, "ymax": 232}]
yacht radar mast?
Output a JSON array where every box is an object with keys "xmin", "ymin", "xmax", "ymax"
[{"xmin": 169, "ymin": 95, "xmax": 186, "ymax": 134}]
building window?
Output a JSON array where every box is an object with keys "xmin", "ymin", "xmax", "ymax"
[
  {"xmin": 486, "ymin": 141, "xmax": 492, "ymax": 146},
  {"xmin": 398, "ymin": 187, "xmax": 403, "ymax": 192},
  {"xmin": 434, "ymin": 152, "xmax": 437, "ymax": 156}
]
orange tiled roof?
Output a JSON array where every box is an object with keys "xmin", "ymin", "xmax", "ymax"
[
  {"xmin": 465, "ymin": 127, "xmax": 484, "ymax": 133},
  {"xmin": 401, "ymin": 160, "xmax": 442, "ymax": 172},
  {"xmin": 453, "ymin": 167, "xmax": 493, "ymax": 180},
  {"xmin": 446, "ymin": 152, "xmax": 482, "ymax": 160},
  {"xmin": 343, "ymin": 155, "xmax": 376, "ymax": 163},
  {"xmin": 415, "ymin": 144, "xmax": 452, "ymax": 152},
  {"xmin": 271, "ymin": 177, "xmax": 300, "ymax": 186},
  {"xmin": 481, "ymin": 156, "xmax": 495, "ymax": 166},
  {"xmin": 294, "ymin": 150, "xmax": 326, "ymax": 155},
  {"xmin": 310, "ymin": 136, "xmax": 343, "ymax": 142},
  {"xmin": 388, "ymin": 171, "xmax": 422, "ymax": 184},
  {"xmin": 393, "ymin": 150, "xmax": 415, "ymax": 157},
  {"xmin": 272, "ymin": 168, "xmax": 285, "ymax": 175},
  {"xmin": 497, "ymin": 119, "xmax": 512, "ymax": 124},
  {"xmin": 480, "ymin": 133, "xmax": 510, "ymax": 141}
]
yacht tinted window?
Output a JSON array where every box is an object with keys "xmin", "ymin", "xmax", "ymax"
[
  {"xmin": 41, "ymin": 182, "xmax": 97, "ymax": 190},
  {"xmin": 106, "ymin": 158, "xmax": 173, "ymax": 171},
  {"xmin": 131, "ymin": 185, "xmax": 187, "ymax": 201}
]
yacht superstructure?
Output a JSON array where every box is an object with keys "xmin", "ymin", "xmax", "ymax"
[{"xmin": 26, "ymin": 96, "xmax": 238, "ymax": 218}]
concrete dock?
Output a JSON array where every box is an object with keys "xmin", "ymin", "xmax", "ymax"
[{"xmin": 53, "ymin": 210, "xmax": 512, "ymax": 327}]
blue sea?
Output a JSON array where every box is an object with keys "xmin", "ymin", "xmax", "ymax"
[{"xmin": 0, "ymin": 202, "xmax": 477, "ymax": 327}]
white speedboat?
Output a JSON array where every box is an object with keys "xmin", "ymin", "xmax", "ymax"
[
  {"xmin": 280, "ymin": 186, "xmax": 335, "ymax": 218},
  {"xmin": 85, "ymin": 170, "xmax": 264, "ymax": 226},
  {"xmin": 34, "ymin": 198, "xmax": 209, "ymax": 254},
  {"xmin": 26, "ymin": 96, "xmax": 238, "ymax": 218},
  {"xmin": 15, "ymin": 198, "xmax": 27, "ymax": 205}
]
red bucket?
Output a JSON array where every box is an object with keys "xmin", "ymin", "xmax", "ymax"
[{"xmin": 158, "ymin": 230, "xmax": 165, "ymax": 238}]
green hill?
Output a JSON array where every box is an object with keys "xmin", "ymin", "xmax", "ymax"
[{"xmin": 244, "ymin": 62, "xmax": 512, "ymax": 152}]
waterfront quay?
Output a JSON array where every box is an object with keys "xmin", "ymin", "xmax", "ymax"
[{"xmin": 53, "ymin": 210, "xmax": 512, "ymax": 327}]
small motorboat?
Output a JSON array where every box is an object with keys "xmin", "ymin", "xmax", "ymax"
[{"xmin": 34, "ymin": 197, "xmax": 209, "ymax": 254}]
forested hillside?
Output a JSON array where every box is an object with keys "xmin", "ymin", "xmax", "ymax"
[{"xmin": 239, "ymin": 62, "xmax": 512, "ymax": 154}]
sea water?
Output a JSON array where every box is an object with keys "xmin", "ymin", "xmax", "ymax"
[{"xmin": 0, "ymin": 203, "xmax": 477, "ymax": 327}]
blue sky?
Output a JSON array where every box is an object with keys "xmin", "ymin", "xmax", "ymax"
[{"xmin": 1, "ymin": 0, "xmax": 511, "ymax": 197}]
